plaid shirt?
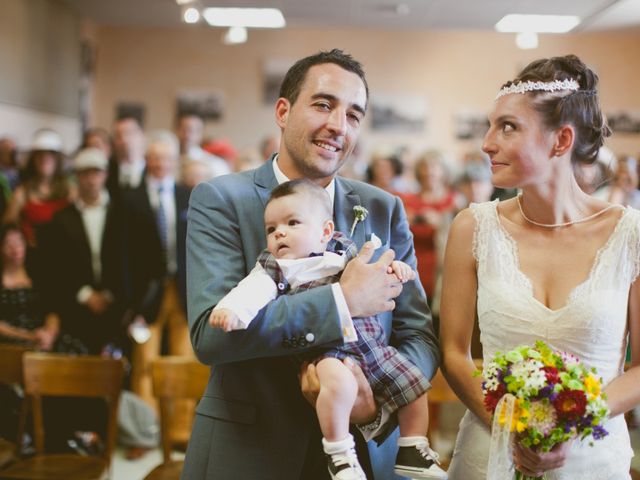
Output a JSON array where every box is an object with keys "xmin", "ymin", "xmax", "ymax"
[{"xmin": 257, "ymin": 231, "xmax": 429, "ymax": 412}]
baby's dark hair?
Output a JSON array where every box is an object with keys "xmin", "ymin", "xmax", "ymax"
[
  {"xmin": 503, "ymin": 54, "xmax": 611, "ymax": 165},
  {"xmin": 267, "ymin": 179, "xmax": 332, "ymax": 220}
]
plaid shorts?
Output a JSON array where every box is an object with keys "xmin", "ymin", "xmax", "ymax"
[{"xmin": 258, "ymin": 232, "xmax": 430, "ymax": 412}]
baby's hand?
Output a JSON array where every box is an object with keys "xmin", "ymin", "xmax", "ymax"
[
  {"xmin": 388, "ymin": 260, "xmax": 416, "ymax": 283},
  {"xmin": 209, "ymin": 308, "xmax": 241, "ymax": 332}
]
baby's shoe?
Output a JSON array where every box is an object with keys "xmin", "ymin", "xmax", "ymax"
[
  {"xmin": 394, "ymin": 436, "xmax": 447, "ymax": 479},
  {"xmin": 323, "ymin": 435, "xmax": 366, "ymax": 480}
]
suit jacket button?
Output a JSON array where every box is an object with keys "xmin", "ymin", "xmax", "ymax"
[
  {"xmin": 305, "ymin": 333, "xmax": 315, "ymax": 343},
  {"xmin": 277, "ymin": 282, "xmax": 286, "ymax": 291}
]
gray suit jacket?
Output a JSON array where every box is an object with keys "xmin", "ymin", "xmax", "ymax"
[{"xmin": 182, "ymin": 159, "xmax": 440, "ymax": 480}]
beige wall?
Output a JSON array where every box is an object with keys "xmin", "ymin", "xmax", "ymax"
[
  {"xmin": 0, "ymin": 0, "xmax": 82, "ymax": 148},
  {"xmin": 91, "ymin": 26, "xmax": 640, "ymax": 162}
]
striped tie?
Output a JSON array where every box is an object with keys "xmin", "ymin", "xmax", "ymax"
[{"xmin": 156, "ymin": 185, "xmax": 168, "ymax": 256}]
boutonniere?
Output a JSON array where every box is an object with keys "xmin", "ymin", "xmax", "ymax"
[{"xmin": 350, "ymin": 205, "xmax": 369, "ymax": 237}]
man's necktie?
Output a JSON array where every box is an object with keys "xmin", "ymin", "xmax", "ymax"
[{"xmin": 156, "ymin": 185, "xmax": 168, "ymax": 256}]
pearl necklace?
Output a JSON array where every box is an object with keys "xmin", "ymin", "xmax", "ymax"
[{"xmin": 516, "ymin": 195, "xmax": 617, "ymax": 228}]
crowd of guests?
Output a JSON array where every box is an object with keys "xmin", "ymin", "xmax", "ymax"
[
  {"xmin": 0, "ymin": 110, "xmax": 637, "ymax": 456},
  {"xmin": 1, "ymin": 114, "xmax": 637, "ymax": 362}
]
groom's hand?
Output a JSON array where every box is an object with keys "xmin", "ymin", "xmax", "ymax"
[
  {"xmin": 340, "ymin": 241, "xmax": 403, "ymax": 318},
  {"xmin": 298, "ymin": 358, "xmax": 378, "ymax": 425}
]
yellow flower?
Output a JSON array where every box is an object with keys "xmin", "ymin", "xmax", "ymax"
[
  {"xmin": 498, "ymin": 398, "xmax": 529, "ymax": 432},
  {"xmin": 584, "ymin": 373, "xmax": 601, "ymax": 399}
]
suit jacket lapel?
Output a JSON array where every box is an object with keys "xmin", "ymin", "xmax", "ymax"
[
  {"xmin": 253, "ymin": 157, "xmax": 278, "ymax": 208},
  {"xmin": 334, "ymin": 178, "xmax": 365, "ymax": 248}
]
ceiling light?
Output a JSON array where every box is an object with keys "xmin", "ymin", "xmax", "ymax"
[
  {"xmin": 183, "ymin": 7, "xmax": 200, "ymax": 24},
  {"xmin": 495, "ymin": 14, "xmax": 580, "ymax": 33},
  {"xmin": 203, "ymin": 8, "xmax": 286, "ymax": 28},
  {"xmin": 176, "ymin": 0, "xmax": 196, "ymax": 5},
  {"xmin": 516, "ymin": 32, "xmax": 539, "ymax": 49},
  {"xmin": 223, "ymin": 26, "xmax": 248, "ymax": 45}
]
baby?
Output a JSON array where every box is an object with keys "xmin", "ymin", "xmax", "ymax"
[{"xmin": 210, "ymin": 179, "xmax": 446, "ymax": 480}]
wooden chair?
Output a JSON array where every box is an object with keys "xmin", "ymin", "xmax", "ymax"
[
  {"xmin": 0, "ymin": 353, "xmax": 124, "ymax": 480},
  {"xmin": 144, "ymin": 357, "xmax": 210, "ymax": 480},
  {"xmin": 0, "ymin": 345, "xmax": 30, "ymax": 468}
]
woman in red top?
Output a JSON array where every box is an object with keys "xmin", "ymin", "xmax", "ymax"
[
  {"xmin": 402, "ymin": 150, "xmax": 457, "ymax": 312},
  {"xmin": 3, "ymin": 129, "xmax": 73, "ymax": 248}
]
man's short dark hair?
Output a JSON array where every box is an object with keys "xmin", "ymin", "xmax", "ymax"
[
  {"xmin": 267, "ymin": 179, "xmax": 332, "ymax": 220},
  {"xmin": 279, "ymin": 49, "xmax": 369, "ymax": 108}
]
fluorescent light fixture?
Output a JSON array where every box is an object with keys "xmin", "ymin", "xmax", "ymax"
[
  {"xmin": 183, "ymin": 7, "xmax": 200, "ymax": 24},
  {"xmin": 176, "ymin": 0, "xmax": 196, "ymax": 5},
  {"xmin": 223, "ymin": 26, "xmax": 248, "ymax": 45},
  {"xmin": 495, "ymin": 14, "xmax": 580, "ymax": 33},
  {"xmin": 516, "ymin": 32, "xmax": 538, "ymax": 49},
  {"xmin": 203, "ymin": 8, "xmax": 285, "ymax": 28}
]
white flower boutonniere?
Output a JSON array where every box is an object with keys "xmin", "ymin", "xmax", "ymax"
[{"xmin": 350, "ymin": 205, "xmax": 369, "ymax": 237}]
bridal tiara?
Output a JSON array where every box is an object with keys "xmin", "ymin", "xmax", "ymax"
[{"xmin": 495, "ymin": 78, "xmax": 580, "ymax": 100}]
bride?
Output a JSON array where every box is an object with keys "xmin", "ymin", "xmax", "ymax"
[{"xmin": 440, "ymin": 54, "xmax": 639, "ymax": 479}]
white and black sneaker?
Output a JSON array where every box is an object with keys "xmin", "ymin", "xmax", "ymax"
[
  {"xmin": 325, "ymin": 447, "xmax": 367, "ymax": 480},
  {"xmin": 394, "ymin": 441, "xmax": 447, "ymax": 479}
]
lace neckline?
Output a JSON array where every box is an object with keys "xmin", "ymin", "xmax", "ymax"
[{"xmin": 491, "ymin": 200, "xmax": 628, "ymax": 313}]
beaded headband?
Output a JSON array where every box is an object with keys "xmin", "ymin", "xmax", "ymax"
[{"xmin": 495, "ymin": 78, "xmax": 580, "ymax": 100}]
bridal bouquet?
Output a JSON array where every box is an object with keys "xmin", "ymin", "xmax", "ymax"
[{"xmin": 478, "ymin": 341, "xmax": 610, "ymax": 480}]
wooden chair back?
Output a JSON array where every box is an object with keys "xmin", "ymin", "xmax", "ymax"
[
  {"xmin": 0, "ymin": 344, "xmax": 28, "ymax": 386},
  {"xmin": 0, "ymin": 344, "xmax": 30, "ymax": 448},
  {"xmin": 22, "ymin": 352, "xmax": 125, "ymax": 462},
  {"xmin": 152, "ymin": 357, "xmax": 209, "ymax": 463}
]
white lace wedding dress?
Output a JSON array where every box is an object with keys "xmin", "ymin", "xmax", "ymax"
[{"xmin": 447, "ymin": 200, "xmax": 638, "ymax": 480}]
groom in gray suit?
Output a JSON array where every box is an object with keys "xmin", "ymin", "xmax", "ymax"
[{"xmin": 182, "ymin": 49, "xmax": 439, "ymax": 480}]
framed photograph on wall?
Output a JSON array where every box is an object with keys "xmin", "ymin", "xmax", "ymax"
[
  {"xmin": 454, "ymin": 110, "xmax": 489, "ymax": 140},
  {"xmin": 262, "ymin": 59, "xmax": 294, "ymax": 105},
  {"xmin": 370, "ymin": 93, "xmax": 427, "ymax": 133},
  {"xmin": 607, "ymin": 111, "xmax": 640, "ymax": 134},
  {"xmin": 176, "ymin": 90, "xmax": 225, "ymax": 121}
]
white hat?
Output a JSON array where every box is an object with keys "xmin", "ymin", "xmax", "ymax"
[
  {"xmin": 30, "ymin": 129, "xmax": 63, "ymax": 152},
  {"xmin": 74, "ymin": 147, "xmax": 108, "ymax": 171}
]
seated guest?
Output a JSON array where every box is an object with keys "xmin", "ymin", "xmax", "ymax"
[
  {"xmin": 0, "ymin": 223, "xmax": 58, "ymax": 349},
  {"xmin": 39, "ymin": 148, "xmax": 131, "ymax": 355}
]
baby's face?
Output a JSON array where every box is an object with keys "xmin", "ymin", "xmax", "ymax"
[{"xmin": 264, "ymin": 194, "xmax": 329, "ymax": 259}]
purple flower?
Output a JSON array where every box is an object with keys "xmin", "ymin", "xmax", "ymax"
[
  {"xmin": 592, "ymin": 425, "xmax": 609, "ymax": 440},
  {"xmin": 538, "ymin": 385, "xmax": 554, "ymax": 398}
]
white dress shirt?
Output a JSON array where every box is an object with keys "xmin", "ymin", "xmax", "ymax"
[
  {"xmin": 119, "ymin": 158, "xmax": 146, "ymax": 188},
  {"xmin": 75, "ymin": 190, "xmax": 112, "ymax": 303}
]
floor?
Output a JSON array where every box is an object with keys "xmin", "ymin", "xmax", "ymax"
[
  {"xmin": 111, "ymin": 406, "xmax": 640, "ymax": 479},
  {"xmin": 111, "ymin": 447, "xmax": 184, "ymax": 480}
]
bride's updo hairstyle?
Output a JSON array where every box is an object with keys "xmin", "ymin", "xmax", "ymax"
[{"xmin": 501, "ymin": 54, "xmax": 611, "ymax": 166}]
